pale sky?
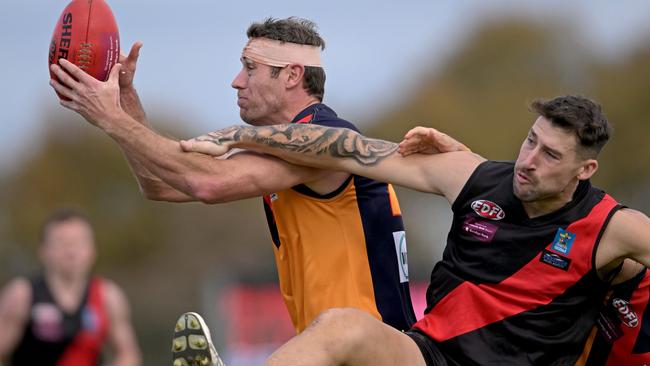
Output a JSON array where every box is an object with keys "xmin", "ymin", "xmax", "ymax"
[{"xmin": 1, "ymin": 0, "xmax": 648, "ymax": 172}]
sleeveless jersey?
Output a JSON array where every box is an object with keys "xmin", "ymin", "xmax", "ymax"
[
  {"xmin": 412, "ymin": 160, "xmax": 622, "ymax": 365},
  {"xmin": 577, "ymin": 268, "xmax": 650, "ymax": 365},
  {"xmin": 10, "ymin": 276, "xmax": 109, "ymax": 366},
  {"xmin": 263, "ymin": 103, "xmax": 416, "ymax": 333}
]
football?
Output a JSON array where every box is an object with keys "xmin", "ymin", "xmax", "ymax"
[{"xmin": 49, "ymin": 0, "xmax": 120, "ymax": 82}]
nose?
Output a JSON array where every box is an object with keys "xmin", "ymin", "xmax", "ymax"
[
  {"xmin": 231, "ymin": 68, "xmax": 246, "ymax": 90},
  {"xmin": 520, "ymin": 148, "xmax": 540, "ymax": 170}
]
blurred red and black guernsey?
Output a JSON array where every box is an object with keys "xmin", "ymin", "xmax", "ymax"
[{"xmin": 48, "ymin": 0, "xmax": 120, "ymax": 83}]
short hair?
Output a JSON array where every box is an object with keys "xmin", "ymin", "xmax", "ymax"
[
  {"xmin": 40, "ymin": 208, "xmax": 93, "ymax": 243},
  {"xmin": 530, "ymin": 95, "xmax": 612, "ymax": 158},
  {"xmin": 247, "ymin": 17, "xmax": 326, "ymax": 102}
]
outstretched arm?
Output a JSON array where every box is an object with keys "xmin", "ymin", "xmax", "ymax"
[
  {"xmin": 181, "ymin": 124, "xmax": 485, "ymax": 203},
  {"xmin": 49, "ymin": 58, "xmax": 332, "ymax": 204}
]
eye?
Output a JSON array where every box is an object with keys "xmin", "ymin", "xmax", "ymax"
[
  {"xmin": 545, "ymin": 150, "xmax": 560, "ymax": 160},
  {"xmin": 525, "ymin": 136, "xmax": 535, "ymax": 145}
]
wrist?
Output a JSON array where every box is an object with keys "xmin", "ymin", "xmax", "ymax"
[
  {"xmin": 120, "ymin": 85, "xmax": 137, "ymax": 95},
  {"xmin": 99, "ymin": 110, "xmax": 136, "ymax": 136}
]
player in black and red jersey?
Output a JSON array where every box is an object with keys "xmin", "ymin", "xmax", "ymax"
[
  {"xmin": 182, "ymin": 95, "xmax": 650, "ymax": 366},
  {"xmin": 0, "ymin": 209, "xmax": 140, "ymax": 366}
]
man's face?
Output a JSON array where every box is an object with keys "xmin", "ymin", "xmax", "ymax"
[
  {"xmin": 231, "ymin": 57, "xmax": 286, "ymax": 125},
  {"xmin": 40, "ymin": 219, "xmax": 96, "ymax": 279},
  {"xmin": 513, "ymin": 116, "xmax": 590, "ymax": 203}
]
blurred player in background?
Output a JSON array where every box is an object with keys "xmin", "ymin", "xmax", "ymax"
[{"xmin": 0, "ymin": 209, "xmax": 141, "ymax": 366}]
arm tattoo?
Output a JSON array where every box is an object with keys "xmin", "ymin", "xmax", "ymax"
[{"xmin": 218, "ymin": 124, "xmax": 398, "ymax": 166}]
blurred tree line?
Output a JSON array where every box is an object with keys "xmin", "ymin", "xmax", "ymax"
[{"xmin": 0, "ymin": 19, "xmax": 648, "ymax": 364}]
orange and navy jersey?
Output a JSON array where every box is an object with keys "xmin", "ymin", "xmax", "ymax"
[
  {"xmin": 10, "ymin": 275, "xmax": 109, "ymax": 366},
  {"xmin": 413, "ymin": 161, "xmax": 623, "ymax": 365},
  {"xmin": 577, "ymin": 268, "xmax": 650, "ymax": 366},
  {"xmin": 263, "ymin": 103, "xmax": 416, "ymax": 333}
]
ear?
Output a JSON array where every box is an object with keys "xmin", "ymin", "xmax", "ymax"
[
  {"xmin": 285, "ymin": 64, "xmax": 305, "ymax": 89},
  {"xmin": 577, "ymin": 159, "xmax": 598, "ymax": 180}
]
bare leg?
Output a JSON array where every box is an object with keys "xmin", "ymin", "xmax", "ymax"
[{"xmin": 264, "ymin": 308, "xmax": 427, "ymax": 366}]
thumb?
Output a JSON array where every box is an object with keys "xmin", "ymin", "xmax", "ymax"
[
  {"xmin": 179, "ymin": 139, "xmax": 193, "ymax": 152},
  {"xmin": 108, "ymin": 63, "xmax": 122, "ymax": 83}
]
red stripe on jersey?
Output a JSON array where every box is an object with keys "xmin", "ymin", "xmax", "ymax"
[
  {"xmin": 414, "ymin": 195, "xmax": 619, "ymax": 341},
  {"xmin": 295, "ymin": 114, "xmax": 314, "ymax": 124},
  {"xmin": 56, "ymin": 278, "xmax": 109, "ymax": 366},
  {"xmin": 605, "ymin": 274, "xmax": 650, "ymax": 365}
]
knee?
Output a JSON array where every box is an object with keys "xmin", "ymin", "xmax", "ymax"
[{"xmin": 307, "ymin": 308, "xmax": 376, "ymax": 347}]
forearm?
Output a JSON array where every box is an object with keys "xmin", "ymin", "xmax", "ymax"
[
  {"xmin": 120, "ymin": 87, "xmax": 148, "ymax": 126},
  {"xmin": 111, "ymin": 89, "xmax": 196, "ymax": 201},
  {"xmin": 120, "ymin": 148, "xmax": 196, "ymax": 202},
  {"xmin": 100, "ymin": 114, "xmax": 210, "ymax": 199},
  {"xmin": 227, "ymin": 124, "xmax": 398, "ymax": 171},
  {"xmin": 194, "ymin": 123, "xmax": 482, "ymax": 199}
]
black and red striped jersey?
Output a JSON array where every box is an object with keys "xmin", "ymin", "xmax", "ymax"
[
  {"xmin": 413, "ymin": 160, "xmax": 622, "ymax": 365},
  {"xmin": 578, "ymin": 268, "xmax": 650, "ymax": 365},
  {"xmin": 10, "ymin": 275, "xmax": 109, "ymax": 366}
]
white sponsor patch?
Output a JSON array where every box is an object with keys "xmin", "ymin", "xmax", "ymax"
[{"xmin": 393, "ymin": 231, "xmax": 409, "ymax": 283}]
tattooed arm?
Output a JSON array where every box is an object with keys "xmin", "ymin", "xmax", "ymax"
[{"xmin": 181, "ymin": 124, "xmax": 485, "ymax": 203}]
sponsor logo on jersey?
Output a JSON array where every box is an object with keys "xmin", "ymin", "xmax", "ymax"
[
  {"xmin": 611, "ymin": 298, "xmax": 639, "ymax": 328},
  {"xmin": 471, "ymin": 200, "xmax": 505, "ymax": 221},
  {"xmin": 82, "ymin": 306, "xmax": 99, "ymax": 332},
  {"xmin": 270, "ymin": 193, "xmax": 279, "ymax": 202},
  {"xmin": 550, "ymin": 228, "xmax": 576, "ymax": 255},
  {"xmin": 461, "ymin": 216, "xmax": 498, "ymax": 243},
  {"xmin": 540, "ymin": 249, "xmax": 571, "ymax": 271},
  {"xmin": 393, "ymin": 231, "xmax": 409, "ymax": 283},
  {"xmin": 32, "ymin": 302, "xmax": 64, "ymax": 341}
]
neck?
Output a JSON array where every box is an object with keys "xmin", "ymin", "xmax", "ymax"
[
  {"xmin": 44, "ymin": 271, "xmax": 89, "ymax": 312},
  {"xmin": 45, "ymin": 270, "xmax": 88, "ymax": 293},
  {"xmin": 276, "ymin": 95, "xmax": 320, "ymax": 124}
]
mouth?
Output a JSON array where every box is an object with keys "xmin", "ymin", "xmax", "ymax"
[{"xmin": 516, "ymin": 171, "xmax": 531, "ymax": 185}]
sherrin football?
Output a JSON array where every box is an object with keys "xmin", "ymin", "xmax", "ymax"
[{"xmin": 49, "ymin": 0, "xmax": 120, "ymax": 82}]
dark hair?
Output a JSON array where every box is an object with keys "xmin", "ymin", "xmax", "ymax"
[
  {"xmin": 247, "ymin": 17, "xmax": 326, "ymax": 102},
  {"xmin": 40, "ymin": 208, "xmax": 93, "ymax": 243},
  {"xmin": 530, "ymin": 95, "xmax": 612, "ymax": 158}
]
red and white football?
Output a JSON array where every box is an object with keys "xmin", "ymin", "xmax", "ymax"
[{"xmin": 48, "ymin": 0, "xmax": 120, "ymax": 82}]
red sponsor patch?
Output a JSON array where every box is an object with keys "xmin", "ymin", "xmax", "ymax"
[{"xmin": 471, "ymin": 200, "xmax": 506, "ymax": 220}]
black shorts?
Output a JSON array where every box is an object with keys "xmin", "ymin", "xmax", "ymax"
[{"xmin": 405, "ymin": 329, "xmax": 448, "ymax": 366}]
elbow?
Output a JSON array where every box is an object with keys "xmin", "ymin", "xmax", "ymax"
[
  {"xmin": 137, "ymin": 181, "xmax": 174, "ymax": 202},
  {"xmin": 186, "ymin": 175, "xmax": 230, "ymax": 204},
  {"xmin": 140, "ymin": 186, "xmax": 167, "ymax": 202}
]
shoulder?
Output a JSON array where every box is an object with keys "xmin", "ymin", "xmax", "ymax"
[
  {"xmin": 601, "ymin": 208, "xmax": 650, "ymax": 263},
  {"xmin": 310, "ymin": 106, "xmax": 360, "ymax": 133},
  {"xmin": 0, "ymin": 277, "xmax": 32, "ymax": 314},
  {"xmin": 608, "ymin": 208, "xmax": 650, "ymax": 238},
  {"xmin": 97, "ymin": 278, "xmax": 129, "ymax": 313},
  {"xmin": 1, "ymin": 277, "xmax": 31, "ymax": 301},
  {"xmin": 312, "ymin": 119, "xmax": 360, "ymax": 132}
]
